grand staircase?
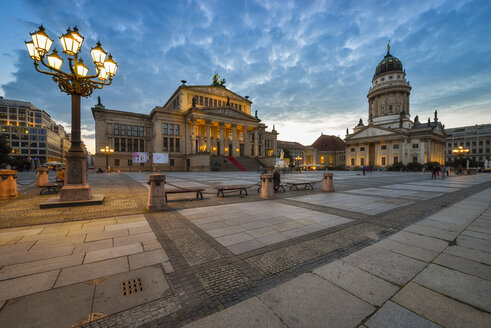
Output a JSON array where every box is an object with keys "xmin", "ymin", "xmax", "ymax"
[{"xmin": 210, "ymin": 156, "xmax": 263, "ymax": 172}]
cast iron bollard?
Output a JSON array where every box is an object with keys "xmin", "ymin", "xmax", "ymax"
[
  {"xmin": 322, "ymin": 173, "xmax": 335, "ymax": 192},
  {"xmin": 260, "ymin": 173, "xmax": 274, "ymax": 198},
  {"xmin": 147, "ymin": 174, "xmax": 166, "ymax": 211},
  {"xmin": 35, "ymin": 167, "xmax": 49, "ymax": 187},
  {"xmin": 0, "ymin": 170, "xmax": 19, "ymax": 199}
]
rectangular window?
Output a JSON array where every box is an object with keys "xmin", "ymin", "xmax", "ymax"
[
  {"xmin": 140, "ymin": 139, "xmax": 144, "ymax": 152},
  {"xmin": 239, "ymin": 105, "xmax": 242, "ymax": 111},
  {"xmin": 205, "ymin": 98, "xmax": 208, "ymax": 106},
  {"xmin": 393, "ymin": 144, "xmax": 399, "ymax": 149},
  {"xmin": 351, "ymin": 158, "xmax": 355, "ymax": 166},
  {"xmin": 170, "ymin": 159, "xmax": 175, "ymax": 166},
  {"xmin": 412, "ymin": 144, "xmax": 419, "ymax": 148},
  {"xmin": 218, "ymin": 100, "xmax": 222, "ymax": 106},
  {"xmin": 381, "ymin": 145, "xmax": 387, "ymax": 150},
  {"xmin": 214, "ymin": 99, "xmax": 217, "ymax": 107},
  {"xmin": 175, "ymin": 124, "xmax": 180, "ymax": 136},
  {"xmin": 360, "ymin": 147, "xmax": 365, "ymax": 151},
  {"xmin": 121, "ymin": 138, "xmax": 126, "ymax": 152},
  {"xmin": 163, "ymin": 137, "xmax": 168, "ymax": 151},
  {"xmin": 199, "ymin": 96, "xmax": 203, "ymax": 105},
  {"xmin": 163, "ymin": 123, "xmax": 168, "ymax": 135},
  {"xmin": 169, "ymin": 123, "xmax": 174, "ymax": 136},
  {"xmin": 351, "ymin": 148, "xmax": 355, "ymax": 152},
  {"xmin": 30, "ymin": 142, "xmax": 38, "ymax": 147},
  {"xmin": 114, "ymin": 138, "xmax": 120, "ymax": 152},
  {"xmin": 21, "ymin": 148, "xmax": 28, "ymax": 154},
  {"xmin": 360, "ymin": 158, "xmax": 365, "ymax": 166},
  {"xmin": 121, "ymin": 124, "xmax": 126, "ymax": 136},
  {"xmin": 381, "ymin": 157, "xmax": 386, "ymax": 165},
  {"xmin": 413, "ymin": 156, "xmax": 418, "ymax": 163},
  {"xmin": 128, "ymin": 159, "xmax": 132, "ymax": 166},
  {"xmin": 134, "ymin": 139, "xmax": 139, "ymax": 152},
  {"xmin": 393, "ymin": 156, "xmax": 399, "ymax": 164},
  {"xmin": 114, "ymin": 159, "xmax": 120, "ymax": 166},
  {"xmin": 127, "ymin": 125, "xmax": 132, "ymax": 136},
  {"xmin": 170, "ymin": 138, "xmax": 174, "ymax": 152},
  {"xmin": 127, "ymin": 138, "xmax": 132, "ymax": 152},
  {"xmin": 133, "ymin": 126, "xmax": 138, "ymax": 136},
  {"xmin": 139, "ymin": 126, "xmax": 144, "ymax": 137},
  {"xmin": 175, "ymin": 138, "xmax": 180, "ymax": 152}
]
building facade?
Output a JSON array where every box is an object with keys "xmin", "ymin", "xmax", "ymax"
[
  {"xmin": 276, "ymin": 140, "xmax": 305, "ymax": 162},
  {"xmin": 0, "ymin": 97, "xmax": 71, "ymax": 167},
  {"xmin": 302, "ymin": 134, "xmax": 345, "ymax": 170},
  {"xmin": 92, "ymin": 76, "xmax": 278, "ymax": 171},
  {"xmin": 345, "ymin": 45, "xmax": 446, "ymax": 168},
  {"xmin": 445, "ymin": 124, "xmax": 491, "ymax": 164}
]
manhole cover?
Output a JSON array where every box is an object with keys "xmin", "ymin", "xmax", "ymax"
[{"xmin": 121, "ymin": 278, "xmax": 143, "ymax": 296}]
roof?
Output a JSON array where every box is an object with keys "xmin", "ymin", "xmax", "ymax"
[
  {"xmin": 374, "ymin": 48, "xmax": 403, "ymax": 78},
  {"xmin": 277, "ymin": 140, "xmax": 305, "ymax": 150},
  {"xmin": 310, "ymin": 134, "xmax": 345, "ymax": 151}
]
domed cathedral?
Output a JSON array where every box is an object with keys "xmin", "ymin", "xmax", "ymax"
[{"xmin": 345, "ymin": 42, "xmax": 446, "ymax": 169}]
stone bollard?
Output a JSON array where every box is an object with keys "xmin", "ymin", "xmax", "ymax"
[
  {"xmin": 35, "ymin": 167, "xmax": 49, "ymax": 187},
  {"xmin": 0, "ymin": 170, "xmax": 19, "ymax": 199},
  {"xmin": 322, "ymin": 173, "xmax": 335, "ymax": 192},
  {"xmin": 260, "ymin": 173, "xmax": 274, "ymax": 199},
  {"xmin": 147, "ymin": 174, "xmax": 166, "ymax": 211}
]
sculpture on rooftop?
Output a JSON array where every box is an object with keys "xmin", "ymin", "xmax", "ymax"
[{"xmin": 212, "ymin": 72, "xmax": 226, "ymax": 86}]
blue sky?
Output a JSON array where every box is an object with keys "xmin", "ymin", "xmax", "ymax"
[{"xmin": 1, "ymin": 0, "xmax": 491, "ymax": 153}]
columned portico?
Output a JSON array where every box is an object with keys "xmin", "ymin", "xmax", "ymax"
[{"xmin": 232, "ymin": 124, "xmax": 237, "ymax": 157}]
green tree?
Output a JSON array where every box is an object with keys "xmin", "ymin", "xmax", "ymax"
[{"xmin": 0, "ymin": 134, "xmax": 12, "ymax": 167}]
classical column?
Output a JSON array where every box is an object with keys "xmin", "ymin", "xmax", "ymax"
[
  {"xmin": 355, "ymin": 144, "xmax": 359, "ymax": 166},
  {"xmin": 191, "ymin": 119, "xmax": 196, "ymax": 154},
  {"xmin": 374, "ymin": 142, "xmax": 379, "ymax": 166},
  {"xmin": 206, "ymin": 120, "xmax": 211, "ymax": 153},
  {"xmin": 219, "ymin": 122, "xmax": 225, "ymax": 156},
  {"xmin": 232, "ymin": 124, "xmax": 237, "ymax": 157},
  {"xmin": 420, "ymin": 141, "xmax": 425, "ymax": 164},
  {"xmin": 427, "ymin": 139, "xmax": 432, "ymax": 163},
  {"xmin": 254, "ymin": 129, "xmax": 259, "ymax": 157},
  {"xmin": 401, "ymin": 139, "xmax": 407, "ymax": 164},
  {"xmin": 244, "ymin": 126, "xmax": 250, "ymax": 157},
  {"xmin": 387, "ymin": 140, "xmax": 392, "ymax": 166}
]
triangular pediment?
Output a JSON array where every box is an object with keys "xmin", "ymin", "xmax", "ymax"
[
  {"xmin": 349, "ymin": 126, "xmax": 397, "ymax": 139},
  {"xmin": 185, "ymin": 85, "xmax": 248, "ymax": 102},
  {"xmin": 185, "ymin": 106, "xmax": 259, "ymax": 123}
]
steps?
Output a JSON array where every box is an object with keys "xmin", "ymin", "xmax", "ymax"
[{"xmin": 226, "ymin": 156, "xmax": 246, "ymax": 171}]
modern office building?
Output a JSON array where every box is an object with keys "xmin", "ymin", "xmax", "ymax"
[
  {"xmin": 0, "ymin": 97, "xmax": 71, "ymax": 168},
  {"xmin": 445, "ymin": 124, "xmax": 491, "ymax": 164},
  {"xmin": 345, "ymin": 44, "xmax": 446, "ymax": 168},
  {"xmin": 92, "ymin": 75, "xmax": 278, "ymax": 171}
]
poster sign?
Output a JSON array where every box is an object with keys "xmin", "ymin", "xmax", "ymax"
[
  {"xmin": 132, "ymin": 152, "xmax": 149, "ymax": 163},
  {"xmin": 152, "ymin": 153, "xmax": 169, "ymax": 164}
]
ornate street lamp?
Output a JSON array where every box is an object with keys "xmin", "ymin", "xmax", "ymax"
[
  {"xmin": 452, "ymin": 146, "xmax": 469, "ymax": 174},
  {"xmin": 26, "ymin": 25, "xmax": 117, "ymax": 202},
  {"xmin": 100, "ymin": 146, "xmax": 114, "ymax": 172}
]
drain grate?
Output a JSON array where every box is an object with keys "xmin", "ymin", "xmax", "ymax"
[{"xmin": 121, "ymin": 278, "xmax": 143, "ymax": 296}]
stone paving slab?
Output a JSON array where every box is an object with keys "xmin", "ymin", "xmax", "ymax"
[
  {"xmin": 0, "ymin": 244, "xmax": 75, "ymax": 267},
  {"xmin": 444, "ymin": 245, "xmax": 491, "ymax": 266},
  {"xmin": 433, "ymin": 252, "xmax": 491, "ymax": 281},
  {"xmin": 92, "ymin": 265, "xmax": 170, "ymax": 317},
  {"xmin": 258, "ymin": 273, "xmax": 375, "ymax": 328},
  {"xmin": 84, "ymin": 243, "xmax": 143, "ymax": 264},
  {"xmin": 375, "ymin": 238, "xmax": 439, "ymax": 262},
  {"xmin": 0, "ymin": 281, "xmax": 94, "ymax": 328},
  {"xmin": 183, "ymin": 297, "xmax": 286, "ymax": 328},
  {"xmin": 55, "ymin": 257, "xmax": 129, "ymax": 288},
  {"xmin": 344, "ymin": 245, "xmax": 427, "ymax": 286},
  {"xmin": 128, "ymin": 248, "xmax": 169, "ymax": 270},
  {"xmin": 404, "ymin": 223, "xmax": 460, "ymax": 241},
  {"xmin": 456, "ymin": 235, "xmax": 491, "ymax": 253},
  {"xmin": 388, "ymin": 230, "xmax": 448, "ymax": 253},
  {"xmin": 413, "ymin": 263, "xmax": 491, "ymax": 311},
  {"xmin": 0, "ymin": 253, "xmax": 84, "ymax": 280},
  {"xmin": 393, "ymin": 282, "xmax": 491, "ymax": 328},
  {"xmin": 365, "ymin": 300, "xmax": 442, "ymax": 328},
  {"xmin": 313, "ymin": 260, "xmax": 399, "ymax": 306},
  {"xmin": 0, "ymin": 269, "xmax": 59, "ymax": 301}
]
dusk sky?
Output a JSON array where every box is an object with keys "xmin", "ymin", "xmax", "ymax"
[{"xmin": 1, "ymin": 0, "xmax": 491, "ymax": 154}]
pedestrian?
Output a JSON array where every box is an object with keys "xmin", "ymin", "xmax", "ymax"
[
  {"xmin": 431, "ymin": 166, "xmax": 437, "ymax": 179},
  {"xmin": 362, "ymin": 164, "xmax": 366, "ymax": 176},
  {"xmin": 273, "ymin": 169, "xmax": 281, "ymax": 191}
]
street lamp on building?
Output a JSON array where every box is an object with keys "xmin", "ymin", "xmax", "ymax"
[
  {"xmin": 100, "ymin": 146, "xmax": 114, "ymax": 172},
  {"xmin": 25, "ymin": 25, "xmax": 117, "ymax": 202},
  {"xmin": 452, "ymin": 146, "xmax": 469, "ymax": 173}
]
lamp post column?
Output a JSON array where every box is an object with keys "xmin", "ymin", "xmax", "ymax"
[{"xmin": 60, "ymin": 94, "xmax": 90, "ymax": 201}]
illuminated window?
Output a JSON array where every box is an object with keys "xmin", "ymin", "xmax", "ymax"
[{"xmin": 320, "ymin": 156, "xmax": 325, "ymax": 164}]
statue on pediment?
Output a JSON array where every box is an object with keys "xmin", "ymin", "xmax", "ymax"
[
  {"xmin": 192, "ymin": 96, "xmax": 197, "ymax": 107},
  {"xmin": 212, "ymin": 72, "xmax": 226, "ymax": 86},
  {"xmin": 357, "ymin": 118, "xmax": 364, "ymax": 127}
]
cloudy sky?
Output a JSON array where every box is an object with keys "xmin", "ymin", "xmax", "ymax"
[{"xmin": 1, "ymin": 0, "xmax": 491, "ymax": 153}]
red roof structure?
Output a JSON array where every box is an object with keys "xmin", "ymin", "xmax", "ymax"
[{"xmin": 310, "ymin": 134, "xmax": 345, "ymax": 151}]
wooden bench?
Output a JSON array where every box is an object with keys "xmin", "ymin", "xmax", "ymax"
[
  {"xmin": 286, "ymin": 182, "xmax": 314, "ymax": 191},
  {"xmin": 214, "ymin": 185, "xmax": 248, "ymax": 197},
  {"xmin": 165, "ymin": 188, "xmax": 204, "ymax": 202},
  {"xmin": 39, "ymin": 182, "xmax": 63, "ymax": 195}
]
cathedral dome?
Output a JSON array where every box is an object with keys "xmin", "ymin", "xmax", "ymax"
[{"xmin": 374, "ymin": 44, "xmax": 403, "ymax": 77}]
